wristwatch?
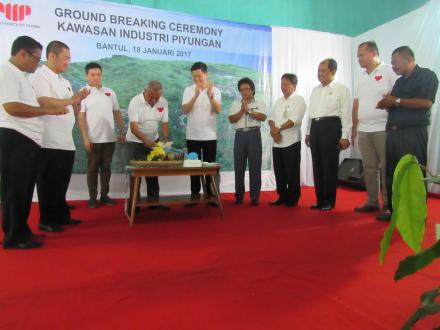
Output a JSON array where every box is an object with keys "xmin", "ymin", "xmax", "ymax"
[{"xmin": 395, "ymin": 98, "xmax": 401, "ymax": 107}]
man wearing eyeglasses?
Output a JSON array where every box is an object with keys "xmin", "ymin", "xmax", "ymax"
[{"xmin": 0, "ymin": 36, "xmax": 69, "ymax": 249}]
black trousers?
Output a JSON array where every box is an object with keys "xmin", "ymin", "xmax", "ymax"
[
  {"xmin": 0, "ymin": 128, "xmax": 40, "ymax": 246},
  {"xmin": 310, "ymin": 118, "xmax": 342, "ymax": 207},
  {"xmin": 87, "ymin": 142, "xmax": 116, "ymax": 199},
  {"xmin": 186, "ymin": 139, "xmax": 217, "ymax": 195},
  {"xmin": 126, "ymin": 142, "xmax": 159, "ymax": 197},
  {"xmin": 37, "ymin": 148, "xmax": 74, "ymax": 225},
  {"xmin": 272, "ymin": 141, "xmax": 301, "ymax": 204},
  {"xmin": 386, "ymin": 126, "xmax": 428, "ymax": 211}
]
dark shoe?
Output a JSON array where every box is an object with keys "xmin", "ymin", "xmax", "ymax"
[
  {"xmin": 39, "ymin": 224, "xmax": 64, "ymax": 233},
  {"xmin": 148, "ymin": 205, "xmax": 170, "ymax": 210},
  {"xmin": 250, "ymin": 200, "xmax": 259, "ymax": 206},
  {"xmin": 310, "ymin": 204, "xmax": 321, "ymax": 210},
  {"xmin": 185, "ymin": 193, "xmax": 201, "ymax": 207},
  {"xmin": 30, "ymin": 233, "xmax": 45, "ymax": 240},
  {"xmin": 269, "ymin": 199, "xmax": 285, "ymax": 205},
  {"xmin": 354, "ymin": 204, "xmax": 380, "ymax": 213},
  {"xmin": 185, "ymin": 203, "xmax": 198, "ymax": 207},
  {"xmin": 4, "ymin": 240, "xmax": 43, "ymax": 249},
  {"xmin": 67, "ymin": 203, "xmax": 76, "ymax": 210},
  {"xmin": 100, "ymin": 195, "xmax": 116, "ymax": 206},
  {"xmin": 88, "ymin": 198, "xmax": 97, "ymax": 209},
  {"xmin": 60, "ymin": 218, "xmax": 82, "ymax": 225},
  {"xmin": 376, "ymin": 210, "xmax": 391, "ymax": 221},
  {"xmin": 234, "ymin": 199, "xmax": 243, "ymax": 205},
  {"xmin": 285, "ymin": 201, "xmax": 298, "ymax": 207},
  {"xmin": 319, "ymin": 204, "xmax": 334, "ymax": 211},
  {"xmin": 208, "ymin": 202, "xmax": 219, "ymax": 208},
  {"xmin": 191, "ymin": 193, "xmax": 201, "ymax": 198}
]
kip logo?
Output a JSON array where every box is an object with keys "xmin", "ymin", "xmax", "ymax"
[{"xmin": 0, "ymin": 2, "xmax": 31, "ymax": 22}]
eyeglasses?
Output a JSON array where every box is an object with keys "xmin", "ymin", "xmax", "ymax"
[{"xmin": 26, "ymin": 50, "xmax": 41, "ymax": 62}]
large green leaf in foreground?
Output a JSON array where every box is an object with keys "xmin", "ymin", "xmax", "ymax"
[{"xmin": 380, "ymin": 154, "xmax": 427, "ymax": 263}]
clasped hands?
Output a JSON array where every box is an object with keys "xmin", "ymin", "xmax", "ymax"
[
  {"xmin": 377, "ymin": 93, "xmax": 397, "ymax": 109},
  {"xmin": 271, "ymin": 126, "xmax": 282, "ymax": 144},
  {"xmin": 194, "ymin": 81, "xmax": 214, "ymax": 99}
]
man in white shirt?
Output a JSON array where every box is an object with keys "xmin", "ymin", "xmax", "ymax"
[
  {"xmin": 78, "ymin": 62, "xmax": 125, "ymax": 209},
  {"xmin": 352, "ymin": 42, "xmax": 397, "ymax": 214},
  {"xmin": 305, "ymin": 59, "xmax": 352, "ymax": 211},
  {"xmin": 182, "ymin": 62, "xmax": 221, "ymax": 196},
  {"xmin": 0, "ymin": 36, "xmax": 68, "ymax": 249},
  {"xmin": 31, "ymin": 41, "xmax": 89, "ymax": 233},
  {"xmin": 229, "ymin": 77, "xmax": 267, "ymax": 205},
  {"xmin": 269, "ymin": 74, "xmax": 306, "ymax": 207},
  {"xmin": 125, "ymin": 81, "xmax": 169, "ymax": 201}
]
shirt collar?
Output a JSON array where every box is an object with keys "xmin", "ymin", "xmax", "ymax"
[
  {"xmin": 87, "ymin": 84, "xmax": 103, "ymax": 91},
  {"xmin": 42, "ymin": 64, "xmax": 63, "ymax": 80},
  {"xmin": 363, "ymin": 62, "xmax": 384, "ymax": 76},
  {"xmin": 407, "ymin": 64, "xmax": 421, "ymax": 79},
  {"xmin": 283, "ymin": 92, "xmax": 296, "ymax": 101},
  {"xmin": 320, "ymin": 80, "xmax": 336, "ymax": 89},
  {"xmin": 6, "ymin": 60, "xmax": 27, "ymax": 77}
]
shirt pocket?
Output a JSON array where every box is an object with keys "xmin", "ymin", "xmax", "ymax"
[
  {"xmin": 154, "ymin": 107, "xmax": 165, "ymax": 121},
  {"xmin": 325, "ymin": 92, "xmax": 341, "ymax": 112}
]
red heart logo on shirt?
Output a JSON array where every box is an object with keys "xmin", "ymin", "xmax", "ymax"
[
  {"xmin": 157, "ymin": 107, "xmax": 164, "ymax": 112},
  {"xmin": 374, "ymin": 75, "xmax": 383, "ymax": 81},
  {"xmin": 104, "ymin": 92, "xmax": 111, "ymax": 96}
]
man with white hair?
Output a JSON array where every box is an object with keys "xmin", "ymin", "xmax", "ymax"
[{"xmin": 125, "ymin": 81, "xmax": 169, "ymax": 203}]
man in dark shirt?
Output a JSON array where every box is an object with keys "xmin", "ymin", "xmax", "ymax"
[{"xmin": 377, "ymin": 46, "xmax": 438, "ymax": 221}]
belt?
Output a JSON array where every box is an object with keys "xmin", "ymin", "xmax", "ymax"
[
  {"xmin": 387, "ymin": 125, "xmax": 426, "ymax": 131},
  {"xmin": 312, "ymin": 116, "xmax": 340, "ymax": 122},
  {"xmin": 236, "ymin": 127, "xmax": 260, "ymax": 132}
]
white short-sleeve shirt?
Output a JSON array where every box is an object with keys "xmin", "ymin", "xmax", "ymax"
[
  {"xmin": 126, "ymin": 93, "xmax": 168, "ymax": 143},
  {"xmin": 30, "ymin": 65, "xmax": 75, "ymax": 150},
  {"xmin": 354, "ymin": 63, "xmax": 398, "ymax": 132},
  {"xmin": 0, "ymin": 61, "xmax": 43, "ymax": 145},
  {"xmin": 80, "ymin": 85, "xmax": 120, "ymax": 143},
  {"xmin": 270, "ymin": 93, "xmax": 306, "ymax": 148},
  {"xmin": 229, "ymin": 99, "xmax": 266, "ymax": 130},
  {"xmin": 182, "ymin": 84, "xmax": 221, "ymax": 140}
]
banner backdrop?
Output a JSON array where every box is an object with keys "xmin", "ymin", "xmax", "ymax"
[{"xmin": 0, "ymin": 0, "xmax": 272, "ymax": 173}]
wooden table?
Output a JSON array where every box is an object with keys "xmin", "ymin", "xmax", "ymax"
[{"xmin": 125, "ymin": 165, "xmax": 223, "ymax": 225}]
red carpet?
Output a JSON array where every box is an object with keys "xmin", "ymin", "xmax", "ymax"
[{"xmin": 1, "ymin": 187, "xmax": 439, "ymax": 329}]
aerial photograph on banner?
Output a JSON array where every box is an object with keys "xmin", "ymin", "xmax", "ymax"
[{"xmin": 0, "ymin": 0, "xmax": 272, "ymax": 173}]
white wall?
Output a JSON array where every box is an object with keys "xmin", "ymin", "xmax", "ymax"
[
  {"xmin": 271, "ymin": 26, "xmax": 354, "ymax": 187},
  {"xmin": 353, "ymin": 0, "xmax": 440, "ymax": 192}
]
